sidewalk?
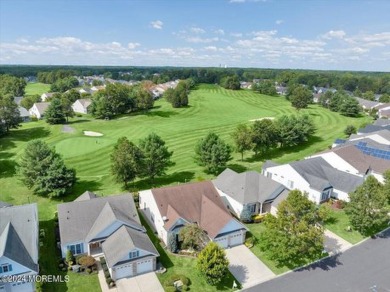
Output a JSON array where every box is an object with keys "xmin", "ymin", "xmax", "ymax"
[{"xmin": 324, "ymin": 229, "xmax": 353, "ymax": 255}]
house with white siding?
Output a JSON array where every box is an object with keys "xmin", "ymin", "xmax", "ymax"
[
  {"xmin": 72, "ymin": 99, "xmax": 92, "ymax": 114},
  {"xmin": 29, "ymin": 102, "xmax": 50, "ymax": 119},
  {"xmin": 0, "ymin": 203, "xmax": 39, "ymax": 292},
  {"xmin": 139, "ymin": 181, "xmax": 247, "ymax": 249},
  {"xmin": 57, "ymin": 192, "xmax": 159, "ymax": 281},
  {"xmin": 262, "ymin": 157, "xmax": 364, "ymax": 203}
]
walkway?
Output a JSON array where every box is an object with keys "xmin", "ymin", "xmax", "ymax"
[
  {"xmin": 116, "ymin": 272, "xmax": 164, "ymax": 292},
  {"xmin": 96, "ymin": 259, "xmax": 116, "ymax": 292},
  {"xmin": 225, "ymin": 245, "xmax": 276, "ymax": 288},
  {"xmin": 324, "ymin": 229, "xmax": 353, "ymax": 255}
]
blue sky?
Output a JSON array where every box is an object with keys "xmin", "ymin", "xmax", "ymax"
[{"xmin": 1, "ymin": 0, "xmax": 389, "ymax": 71}]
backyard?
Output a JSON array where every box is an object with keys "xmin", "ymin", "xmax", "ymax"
[{"xmin": 0, "ymin": 84, "xmax": 372, "ymax": 290}]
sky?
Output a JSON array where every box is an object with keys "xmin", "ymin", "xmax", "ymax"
[{"xmin": 0, "ymin": 0, "xmax": 390, "ymax": 71}]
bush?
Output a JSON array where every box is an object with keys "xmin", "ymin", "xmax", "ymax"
[
  {"xmin": 252, "ymin": 214, "xmax": 265, "ymax": 223},
  {"xmin": 86, "ymin": 268, "xmax": 92, "ymax": 274},
  {"xmin": 109, "ymin": 282, "xmax": 115, "ymax": 288},
  {"xmin": 164, "ymin": 274, "xmax": 190, "ymax": 287},
  {"xmin": 78, "ymin": 255, "xmax": 96, "ymax": 267},
  {"xmin": 104, "ymin": 270, "xmax": 110, "ymax": 278},
  {"xmin": 99, "ymin": 257, "xmax": 106, "ymax": 264},
  {"xmin": 344, "ymin": 125, "xmax": 357, "ymax": 136},
  {"xmin": 62, "ymin": 267, "xmax": 67, "ymax": 272},
  {"xmin": 106, "ymin": 278, "xmax": 113, "ymax": 285},
  {"xmin": 245, "ymin": 236, "xmax": 256, "ymax": 247},
  {"xmin": 31, "ymin": 116, "xmax": 38, "ymax": 122}
]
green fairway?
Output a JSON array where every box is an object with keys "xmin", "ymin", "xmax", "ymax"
[
  {"xmin": 25, "ymin": 82, "xmax": 50, "ymax": 95},
  {"xmin": 0, "ymin": 84, "xmax": 372, "ymax": 291}
]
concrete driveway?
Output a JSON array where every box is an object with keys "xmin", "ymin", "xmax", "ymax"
[
  {"xmin": 116, "ymin": 272, "xmax": 164, "ymax": 292},
  {"xmin": 225, "ymin": 245, "xmax": 276, "ymax": 288}
]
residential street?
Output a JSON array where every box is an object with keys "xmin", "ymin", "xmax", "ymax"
[{"xmin": 243, "ymin": 228, "xmax": 390, "ymax": 292}]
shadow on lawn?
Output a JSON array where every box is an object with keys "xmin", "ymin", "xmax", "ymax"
[
  {"xmin": 245, "ymin": 135, "xmax": 324, "ymax": 163},
  {"xmin": 227, "ymin": 163, "xmax": 248, "ymax": 173},
  {"xmin": 295, "ymin": 253, "xmax": 342, "ymax": 273},
  {"xmin": 0, "ymin": 127, "xmax": 51, "ymax": 152},
  {"xmin": 131, "ymin": 171, "xmax": 195, "ymax": 191},
  {"xmin": 0, "ymin": 159, "xmax": 17, "ymax": 178},
  {"xmin": 145, "ymin": 110, "xmax": 178, "ymax": 118},
  {"xmin": 50, "ymin": 179, "xmax": 103, "ymax": 203},
  {"xmin": 66, "ymin": 119, "xmax": 91, "ymax": 124}
]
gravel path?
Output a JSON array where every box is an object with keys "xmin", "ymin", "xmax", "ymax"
[{"xmin": 62, "ymin": 125, "xmax": 75, "ymax": 133}]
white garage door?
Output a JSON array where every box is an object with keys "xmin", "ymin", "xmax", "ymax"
[
  {"xmin": 214, "ymin": 236, "xmax": 229, "ymax": 248},
  {"xmin": 136, "ymin": 259, "xmax": 153, "ymax": 275},
  {"xmin": 228, "ymin": 233, "xmax": 243, "ymax": 247},
  {"xmin": 115, "ymin": 264, "xmax": 133, "ymax": 280}
]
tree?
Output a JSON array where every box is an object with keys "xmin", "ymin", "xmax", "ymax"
[
  {"xmin": 220, "ymin": 75, "xmax": 240, "ymax": 90},
  {"xmin": 111, "ymin": 137, "xmax": 144, "ymax": 187},
  {"xmin": 61, "ymin": 96, "xmax": 74, "ymax": 122},
  {"xmin": 45, "ymin": 98, "xmax": 66, "ymax": 124},
  {"xmin": 139, "ymin": 133, "xmax": 173, "ymax": 181},
  {"xmin": 290, "ymin": 86, "xmax": 313, "ymax": 110},
  {"xmin": 179, "ymin": 224, "xmax": 208, "ymax": 251},
  {"xmin": 62, "ymin": 89, "xmax": 81, "ymax": 103},
  {"xmin": 259, "ymin": 190, "xmax": 325, "ymax": 268},
  {"xmin": 240, "ymin": 205, "xmax": 252, "ymax": 223},
  {"xmin": 50, "ymin": 76, "xmax": 79, "ymax": 93},
  {"xmin": 134, "ymin": 87, "xmax": 154, "ymax": 110},
  {"xmin": 18, "ymin": 140, "xmax": 76, "ymax": 197},
  {"xmin": 195, "ymin": 133, "xmax": 232, "ymax": 174},
  {"xmin": 362, "ymin": 91, "xmax": 375, "ymax": 101},
  {"xmin": 379, "ymin": 93, "xmax": 390, "ymax": 103},
  {"xmin": 231, "ymin": 124, "xmax": 253, "ymax": 161},
  {"xmin": 252, "ymin": 80, "xmax": 277, "ymax": 96},
  {"xmin": 0, "ymin": 74, "xmax": 27, "ymax": 96},
  {"xmin": 20, "ymin": 95, "xmax": 41, "ymax": 110},
  {"xmin": 344, "ymin": 125, "xmax": 357, "ymax": 136},
  {"xmin": 319, "ymin": 91, "xmax": 333, "ymax": 108},
  {"xmin": 164, "ymin": 81, "xmax": 189, "ymax": 108},
  {"xmin": 0, "ymin": 94, "xmax": 21, "ymax": 136},
  {"xmin": 196, "ymin": 242, "xmax": 229, "ymax": 285},
  {"xmin": 276, "ymin": 114, "xmax": 315, "ymax": 147},
  {"xmin": 345, "ymin": 176, "xmax": 389, "ymax": 236},
  {"xmin": 382, "ymin": 170, "xmax": 390, "ymax": 204},
  {"xmin": 339, "ymin": 96, "xmax": 361, "ymax": 117},
  {"xmin": 251, "ymin": 119, "xmax": 279, "ymax": 155},
  {"xmin": 167, "ymin": 233, "xmax": 178, "ymax": 253}
]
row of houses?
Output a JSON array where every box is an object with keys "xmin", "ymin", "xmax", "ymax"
[{"xmin": 354, "ymin": 97, "xmax": 390, "ymax": 118}]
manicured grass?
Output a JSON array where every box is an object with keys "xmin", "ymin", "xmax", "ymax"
[
  {"xmin": 245, "ymin": 223, "xmax": 290, "ymax": 275},
  {"xmin": 0, "ymin": 84, "xmax": 371, "ymax": 289},
  {"xmin": 139, "ymin": 212, "xmax": 239, "ymax": 291},
  {"xmin": 25, "ymin": 82, "xmax": 50, "ymax": 96},
  {"xmin": 324, "ymin": 209, "xmax": 365, "ymax": 244}
]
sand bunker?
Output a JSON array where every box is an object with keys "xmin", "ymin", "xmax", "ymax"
[
  {"xmin": 249, "ymin": 117, "xmax": 275, "ymax": 122},
  {"xmin": 83, "ymin": 131, "xmax": 103, "ymax": 137}
]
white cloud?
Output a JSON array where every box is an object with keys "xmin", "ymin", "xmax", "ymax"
[
  {"xmin": 185, "ymin": 36, "xmax": 219, "ymax": 43},
  {"xmin": 214, "ymin": 29, "xmax": 225, "ymax": 35},
  {"xmin": 231, "ymin": 32, "xmax": 243, "ymax": 38},
  {"xmin": 150, "ymin": 20, "xmax": 163, "ymax": 29},
  {"xmin": 204, "ymin": 46, "xmax": 218, "ymax": 51},
  {"xmin": 190, "ymin": 27, "xmax": 205, "ymax": 34},
  {"xmin": 275, "ymin": 20, "xmax": 284, "ymax": 25},
  {"xmin": 128, "ymin": 42, "xmax": 140, "ymax": 49},
  {"xmin": 321, "ymin": 30, "xmax": 346, "ymax": 40},
  {"xmin": 229, "ymin": 0, "xmax": 267, "ymax": 3}
]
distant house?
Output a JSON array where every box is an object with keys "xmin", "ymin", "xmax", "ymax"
[
  {"xmin": 262, "ymin": 157, "xmax": 364, "ymax": 203},
  {"xmin": 354, "ymin": 97, "xmax": 381, "ymax": 111},
  {"xmin": 0, "ymin": 203, "xmax": 39, "ymax": 292},
  {"xmin": 57, "ymin": 192, "xmax": 159, "ymax": 281},
  {"xmin": 78, "ymin": 88, "xmax": 92, "ymax": 95},
  {"xmin": 240, "ymin": 81, "xmax": 252, "ymax": 89},
  {"xmin": 18, "ymin": 106, "xmax": 30, "ymax": 122},
  {"xmin": 41, "ymin": 92, "xmax": 56, "ymax": 102},
  {"xmin": 374, "ymin": 119, "xmax": 390, "ymax": 127},
  {"xmin": 375, "ymin": 103, "xmax": 390, "ymax": 118},
  {"xmin": 90, "ymin": 86, "xmax": 105, "ymax": 93},
  {"xmin": 275, "ymin": 86, "xmax": 287, "ymax": 95},
  {"xmin": 29, "ymin": 102, "xmax": 50, "ymax": 119},
  {"xmin": 213, "ymin": 168, "xmax": 289, "ymax": 217},
  {"xmin": 139, "ymin": 181, "xmax": 248, "ymax": 249},
  {"xmin": 13, "ymin": 96, "xmax": 23, "ymax": 105},
  {"xmin": 72, "ymin": 99, "xmax": 92, "ymax": 114}
]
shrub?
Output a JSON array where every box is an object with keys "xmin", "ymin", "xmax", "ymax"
[
  {"xmin": 31, "ymin": 116, "xmax": 38, "ymax": 122},
  {"xmin": 240, "ymin": 205, "xmax": 252, "ymax": 223},
  {"xmin": 78, "ymin": 255, "xmax": 96, "ymax": 267},
  {"xmin": 109, "ymin": 282, "xmax": 115, "ymax": 288},
  {"xmin": 99, "ymin": 257, "xmax": 106, "ymax": 264},
  {"xmin": 344, "ymin": 125, "xmax": 357, "ymax": 136},
  {"xmin": 75, "ymin": 255, "xmax": 84, "ymax": 264},
  {"xmin": 245, "ymin": 236, "xmax": 256, "ymax": 247},
  {"xmin": 86, "ymin": 268, "xmax": 92, "ymax": 274},
  {"xmin": 68, "ymin": 266, "xmax": 72, "ymax": 271},
  {"xmin": 182, "ymin": 284, "xmax": 189, "ymax": 291},
  {"xmin": 104, "ymin": 270, "xmax": 110, "ymax": 278},
  {"xmin": 252, "ymin": 214, "xmax": 265, "ymax": 223},
  {"xmin": 105, "ymin": 278, "xmax": 112, "ymax": 285}
]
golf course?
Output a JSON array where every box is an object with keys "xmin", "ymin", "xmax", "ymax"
[{"xmin": 0, "ymin": 83, "xmax": 372, "ymax": 291}]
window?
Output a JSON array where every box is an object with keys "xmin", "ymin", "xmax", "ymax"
[
  {"xmin": 0, "ymin": 264, "xmax": 12, "ymax": 273},
  {"xmin": 266, "ymin": 172, "xmax": 272, "ymax": 179},
  {"xmin": 321, "ymin": 189, "xmax": 332, "ymax": 202},
  {"xmin": 129, "ymin": 250, "xmax": 139, "ymax": 259},
  {"xmin": 249, "ymin": 204, "xmax": 256, "ymax": 213},
  {"xmin": 67, "ymin": 243, "xmax": 84, "ymax": 255},
  {"xmin": 287, "ymin": 180, "xmax": 294, "ymax": 189}
]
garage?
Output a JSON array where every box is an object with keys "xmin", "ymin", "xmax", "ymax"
[
  {"xmin": 114, "ymin": 264, "xmax": 133, "ymax": 280},
  {"xmin": 214, "ymin": 236, "xmax": 229, "ymax": 248},
  {"xmin": 136, "ymin": 258, "xmax": 153, "ymax": 275},
  {"xmin": 228, "ymin": 232, "xmax": 244, "ymax": 247},
  {"xmin": 214, "ymin": 232, "xmax": 244, "ymax": 248}
]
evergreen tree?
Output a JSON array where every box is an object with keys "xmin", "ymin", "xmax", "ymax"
[
  {"xmin": 197, "ymin": 242, "xmax": 229, "ymax": 285},
  {"xmin": 45, "ymin": 98, "xmax": 66, "ymax": 124},
  {"xmin": 167, "ymin": 233, "xmax": 178, "ymax": 253}
]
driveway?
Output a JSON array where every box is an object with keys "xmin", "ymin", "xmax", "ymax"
[
  {"xmin": 225, "ymin": 245, "xmax": 276, "ymax": 288},
  {"xmin": 324, "ymin": 229, "xmax": 352, "ymax": 255},
  {"xmin": 116, "ymin": 272, "xmax": 164, "ymax": 292}
]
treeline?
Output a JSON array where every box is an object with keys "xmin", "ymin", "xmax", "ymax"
[
  {"xmin": 0, "ymin": 74, "xmax": 27, "ymax": 96},
  {"xmin": 318, "ymin": 91, "xmax": 361, "ymax": 117},
  {"xmin": 37, "ymin": 70, "xmax": 74, "ymax": 84},
  {"xmin": 1, "ymin": 65, "xmax": 389, "ymax": 94}
]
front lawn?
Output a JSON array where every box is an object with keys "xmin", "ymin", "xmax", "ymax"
[
  {"xmin": 139, "ymin": 212, "xmax": 239, "ymax": 291},
  {"xmin": 324, "ymin": 209, "xmax": 365, "ymax": 244},
  {"xmin": 245, "ymin": 223, "xmax": 290, "ymax": 275}
]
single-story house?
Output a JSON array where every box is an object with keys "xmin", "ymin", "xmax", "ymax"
[
  {"xmin": 139, "ymin": 181, "xmax": 248, "ymax": 249},
  {"xmin": 72, "ymin": 99, "xmax": 92, "ymax": 114},
  {"xmin": 90, "ymin": 86, "xmax": 105, "ymax": 93},
  {"xmin": 57, "ymin": 192, "xmax": 159, "ymax": 281},
  {"xmin": 262, "ymin": 157, "xmax": 364, "ymax": 203},
  {"xmin": 213, "ymin": 168, "xmax": 289, "ymax": 217},
  {"xmin": 0, "ymin": 203, "xmax": 39, "ymax": 292},
  {"xmin": 18, "ymin": 106, "xmax": 30, "ymax": 122},
  {"xmin": 29, "ymin": 102, "xmax": 50, "ymax": 119},
  {"xmin": 354, "ymin": 97, "xmax": 381, "ymax": 111},
  {"xmin": 41, "ymin": 92, "xmax": 56, "ymax": 102}
]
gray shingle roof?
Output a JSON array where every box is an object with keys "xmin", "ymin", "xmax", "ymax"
[
  {"xmin": 374, "ymin": 119, "xmax": 390, "ymax": 127},
  {"xmin": 18, "ymin": 106, "xmax": 30, "ymax": 117},
  {"xmin": 213, "ymin": 168, "xmax": 287, "ymax": 204},
  {"xmin": 290, "ymin": 157, "xmax": 363, "ymax": 192},
  {"xmin": 58, "ymin": 194, "xmax": 143, "ymax": 244},
  {"xmin": 262, "ymin": 160, "xmax": 279, "ymax": 170},
  {"xmin": 0, "ymin": 201, "xmax": 12, "ymax": 208},
  {"xmin": 102, "ymin": 225, "xmax": 159, "ymax": 268},
  {"xmin": 357, "ymin": 125, "xmax": 390, "ymax": 134},
  {"xmin": 0, "ymin": 204, "xmax": 38, "ymax": 272},
  {"xmin": 354, "ymin": 97, "xmax": 380, "ymax": 109},
  {"xmin": 31, "ymin": 102, "xmax": 50, "ymax": 114},
  {"xmin": 74, "ymin": 191, "xmax": 98, "ymax": 201}
]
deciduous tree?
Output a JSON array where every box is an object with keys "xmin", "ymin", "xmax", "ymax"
[
  {"xmin": 290, "ymin": 86, "xmax": 313, "ymax": 110},
  {"xmin": 45, "ymin": 98, "xmax": 66, "ymax": 124},
  {"xmin": 251, "ymin": 119, "xmax": 279, "ymax": 155},
  {"xmin": 0, "ymin": 94, "xmax": 21, "ymax": 136},
  {"xmin": 231, "ymin": 124, "xmax": 253, "ymax": 161},
  {"xmin": 179, "ymin": 224, "xmax": 208, "ymax": 251}
]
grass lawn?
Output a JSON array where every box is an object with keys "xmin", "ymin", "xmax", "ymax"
[
  {"xmin": 139, "ymin": 212, "xmax": 239, "ymax": 291},
  {"xmin": 324, "ymin": 209, "xmax": 365, "ymax": 244},
  {"xmin": 0, "ymin": 84, "xmax": 371, "ymax": 290},
  {"xmin": 245, "ymin": 223, "xmax": 290, "ymax": 275},
  {"xmin": 25, "ymin": 82, "xmax": 50, "ymax": 96}
]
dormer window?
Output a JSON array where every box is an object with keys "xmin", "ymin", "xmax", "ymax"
[
  {"xmin": 0, "ymin": 264, "xmax": 12, "ymax": 273},
  {"xmin": 129, "ymin": 250, "xmax": 139, "ymax": 259}
]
